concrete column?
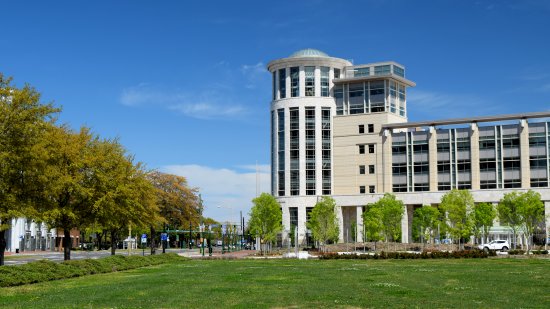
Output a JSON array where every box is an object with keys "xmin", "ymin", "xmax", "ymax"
[
  {"xmin": 520, "ymin": 119, "xmax": 530, "ymax": 187},
  {"xmin": 298, "ymin": 206, "xmax": 307, "ymax": 246},
  {"xmin": 356, "ymin": 206, "xmax": 364, "ymax": 242},
  {"xmin": 281, "ymin": 205, "xmax": 290, "ymax": 244},
  {"xmin": 471, "ymin": 123, "xmax": 480, "ymax": 190},
  {"xmin": 428, "ymin": 126, "xmax": 438, "ymax": 191},
  {"xmin": 285, "ymin": 68, "xmax": 290, "ymax": 99},
  {"xmin": 314, "ymin": 66, "xmax": 321, "ymax": 97},
  {"xmin": 299, "ymin": 106, "xmax": 306, "ymax": 196},
  {"xmin": 401, "ymin": 204, "xmax": 409, "ymax": 243},
  {"xmin": 382, "ymin": 129, "xmax": 393, "ymax": 192},
  {"xmin": 337, "ymin": 206, "xmax": 344, "ymax": 243},
  {"xmin": 299, "ymin": 66, "xmax": 305, "ymax": 97}
]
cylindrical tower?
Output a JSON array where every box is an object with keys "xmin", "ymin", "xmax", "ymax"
[{"xmin": 267, "ymin": 49, "xmax": 351, "ymax": 198}]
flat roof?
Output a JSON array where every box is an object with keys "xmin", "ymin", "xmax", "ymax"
[
  {"xmin": 383, "ymin": 111, "xmax": 550, "ymax": 129},
  {"xmin": 333, "ymin": 74, "xmax": 416, "ymax": 87}
]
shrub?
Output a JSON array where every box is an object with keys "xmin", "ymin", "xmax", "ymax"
[
  {"xmin": 0, "ymin": 253, "xmax": 186, "ymax": 287},
  {"xmin": 318, "ymin": 250, "xmax": 493, "ymax": 260},
  {"xmin": 530, "ymin": 250, "xmax": 548, "ymax": 255},
  {"xmin": 508, "ymin": 250, "xmax": 525, "ymax": 255}
]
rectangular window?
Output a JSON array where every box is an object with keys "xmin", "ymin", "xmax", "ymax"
[
  {"xmin": 480, "ymin": 159, "xmax": 496, "ymax": 172},
  {"xmin": 414, "ymin": 162, "xmax": 429, "ymax": 174},
  {"xmin": 369, "ymin": 81, "xmax": 385, "ymax": 112},
  {"xmin": 368, "ymin": 144, "xmax": 375, "ymax": 153},
  {"xmin": 456, "ymin": 137, "xmax": 470, "ymax": 151},
  {"xmin": 531, "ymin": 178, "xmax": 548, "ymax": 187},
  {"xmin": 480, "ymin": 180, "xmax": 497, "ymax": 189},
  {"xmin": 320, "ymin": 67, "xmax": 329, "ymax": 97},
  {"xmin": 334, "ymin": 68, "xmax": 341, "ymax": 79},
  {"xmin": 272, "ymin": 72, "xmax": 276, "ymax": 100},
  {"xmin": 374, "ymin": 65, "xmax": 391, "ymax": 76},
  {"xmin": 305, "ymin": 66, "xmax": 315, "ymax": 96},
  {"xmin": 392, "ymin": 144, "xmax": 406, "ymax": 155},
  {"xmin": 502, "ymin": 135, "xmax": 520, "ymax": 148},
  {"xmin": 289, "ymin": 207, "xmax": 298, "ymax": 228},
  {"xmin": 457, "ymin": 160, "xmax": 471, "ymax": 173},
  {"xmin": 392, "ymin": 163, "xmax": 407, "ymax": 175},
  {"xmin": 530, "ymin": 156, "xmax": 547, "ymax": 169},
  {"xmin": 354, "ymin": 67, "xmax": 370, "ymax": 77},
  {"xmin": 369, "ymin": 165, "xmax": 375, "ymax": 174},
  {"xmin": 414, "ymin": 183, "xmax": 429, "ymax": 192},
  {"xmin": 479, "ymin": 139, "xmax": 495, "ymax": 149},
  {"xmin": 457, "ymin": 181, "xmax": 471, "ymax": 189},
  {"xmin": 504, "ymin": 179, "xmax": 521, "ymax": 188},
  {"xmin": 368, "ymin": 124, "xmax": 374, "ymax": 133},
  {"xmin": 392, "ymin": 184, "xmax": 407, "ymax": 192},
  {"xmin": 359, "ymin": 165, "xmax": 365, "ymax": 175},
  {"xmin": 393, "ymin": 65, "xmax": 405, "ymax": 77},
  {"xmin": 438, "ymin": 182, "xmax": 451, "ymax": 191},
  {"xmin": 358, "ymin": 124, "xmax": 365, "ymax": 134},
  {"xmin": 349, "ymin": 84, "xmax": 364, "ymax": 114},
  {"xmin": 437, "ymin": 161, "xmax": 450, "ymax": 173},
  {"xmin": 437, "ymin": 141, "xmax": 450, "ymax": 152},
  {"xmin": 290, "ymin": 67, "xmax": 299, "ymax": 97},
  {"xmin": 503, "ymin": 157, "xmax": 520, "ymax": 170},
  {"xmin": 278, "ymin": 68, "xmax": 286, "ymax": 99},
  {"xmin": 369, "ymin": 185, "xmax": 375, "ymax": 193},
  {"xmin": 359, "ymin": 145, "xmax": 365, "ymax": 154},
  {"xmin": 359, "ymin": 186, "xmax": 366, "ymax": 194},
  {"xmin": 529, "ymin": 133, "xmax": 546, "ymax": 147}
]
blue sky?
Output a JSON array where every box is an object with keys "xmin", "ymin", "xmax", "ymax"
[{"xmin": 2, "ymin": 0, "xmax": 550, "ymax": 222}]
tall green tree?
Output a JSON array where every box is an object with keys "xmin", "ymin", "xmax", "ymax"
[
  {"xmin": 412, "ymin": 206, "xmax": 440, "ymax": 244},
  {"xmin": 40, "ymin": 126, "xmax": 96, "ymax": 260},
  {"xmin": 248, "ymin": 193, "xmax": 282, "ymax": 254},
  {"xmin": 308, "ymin": 197, "xmax": 340, "ymax": 252},
  {"xmin": 0, "ymin": 75, "xmax": 59, "ymax": 265},
  {"xmin": 89, "ymin": 138, "xmax": 158, "ymax": 255},
  {"xmin": 364, "ymin": 193, "xmax": 404, "ymax": 243},
  {"xmin": 363, "ymin": 205, "xmax": 383, "ymax": 250},
  {"xmin": 473, "ymin": 202, "xmax": 496, "ymax": 244},
  {"xmin": 497, "ymin": 191, "xmax": 523, "ymax": 249},
  {"xmin": 499, "ymin": 190, "xmax": 545, "ymax": 251},
  {"xmin": 440, "ymin": 189, "xmax": 474, "ymax": 249}
]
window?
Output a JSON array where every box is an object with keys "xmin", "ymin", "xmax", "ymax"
[
  {"xmin": 531, "ymin": 178, "xmax": 548, "ymax": 187},
  {"xmin": 360, "ymin": 186, "xmax": 366, "ymax": 194},
  {"xmin": 359, "ymin": 145, "xmax": 365, "ymax": 154},
  {"xmin": 354, "ymin": 67, "xmax": 369, "ymax": 77},
  {"xmin": 370, "ymin": 81, "xmax": 385, "ymax": 112},
  {"xmin": 414, "ymin": 183, "xmax": 429, "ymax": 192},
  {"xmin": 392, "ymin": 163, "xmax": 407, "ymax": 175},
  {"xmin": 480, "ymin": 159, "xmax": 496, "ymax": 172},
  {"xmin": 374, "ymin": 65, "xmax": 391, "ymax": 76},
  {"xmin": 393, "ymin": 65, "xmax": 405, "ymax": 77},
  {"xmin": 359, "ymin": 125, "xmax": 365, "ymax": 134},
  {"xmin": 437, "ymin": 161, "xmax": 450, "ymax": 173},
  {"xmin": 414, "ymin": 162, "xmax": 429, "ymax": 174},
  {"xmin": 437, "ymin": 141, "xmax": 450, "ymax": 152},
  {"xmin": 413, "ymin": 143, "xmax": 429, "ymax": 154},
  {"xmin": 278, "ymin": 68, "xmax": 286, "ymax": 99},
  {"xmin": 438, "ymin": 182, "xmax": 451, "ymax": 191},
  {"xmin": 349, "ymin": 84, "xmax": 364, "ymax": 114},
  {"xmin": 393, "ymin": 183, "xmax": 407, "ymax": 192},
  {"xmin": 369, "ymin": 165, "xmax": 375, "ymax": 174},
  {"xmin": 368, "ymin": 124, "xmax": 374, "ymax": 133},
  {"xmin": 502, "ymin": 135, "xmax": 519, "ymax": 148},
  {"xmin": 529, "ymin": 133, "xmax": 546, "ymax": 147},
  {"xmin": 456, "ymin": 137, "xmax": 470, "ymax": 151},
  {"xmin": 320, "ymin": 67, "xmax": 329, "ymax": 97},
  {"xmin": 369, "ymin": 185, "xmax": 375, "ymax": 193},
  {"xmin": 457, "ymin": 160, "xmax": 471, "ymax": 173},
  {"xmin": 504, "ymin": 179, "xmax": 521, "ymax": 188},
  {"xmin": 290, "ymin": 207, "xmax": 298, "ymax": 228},
  {"xmin": 479, "ymin": 139, "xmax": 495, "ymax": 149},
  {"xmin": 334, "ymin": 68, "xmax": 341, "ymax": 79},
  {"xmin": 290, "ymin": 67, "xmax": 299, "ymax": 97},
  {"xmin": 530, "ymin": 156, "xmax": 547, "ymax": 169},
  {"xmin": 458, "ymin": 181, "xmax": 471, "ymax": 189},
  {"xmin": 503, "ymin": 157, "xmax": 520, "ymax": 170},
  {"xmin": 359, "ymin": 165, "xmax": 366, "ymax": 175},
  {"xmin": 392, "ymin": 144, "xmax": 406, "ymax": 155},
  {"xmin": 368, "ymin": 144, "xmax": 375, "ymax": 154},
  {"xmin": 272, "ymin": 72, "xmax": 276, "ymax": 100},
  {"xmin": 480, "ymin": 180, "xmax": 497, "ymax": 189},
  {"xmin": 305, "ymin": 66, "xmax": 315, "ymax": 96}
]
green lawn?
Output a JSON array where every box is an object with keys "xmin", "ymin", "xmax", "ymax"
[{"xmin": 1, "ymin": 258, "xmax": 548, "ymax": 308}]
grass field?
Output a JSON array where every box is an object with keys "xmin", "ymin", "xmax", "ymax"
[{"xmin": 1, "ymin": 257, "xmax": 548, "ymax": 308}]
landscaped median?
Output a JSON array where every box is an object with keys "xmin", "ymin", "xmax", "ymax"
[
  {"xmin": 318, "ymin": 250, "xmax": 496, "ymax": 259},
  {"xmin": 0, "ymin": 253, "xmax": 187, "ymax": 287}
]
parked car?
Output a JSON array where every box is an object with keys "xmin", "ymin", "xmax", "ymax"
[{"xmin": 478, "ymin": 240, "xmax": 510, "ymax": 252}]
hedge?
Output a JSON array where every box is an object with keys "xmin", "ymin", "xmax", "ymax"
[
  {"xmin": 318, "ymin": 250, "xmax": 496, "ymax": 260},
  {"xmin": 0, "ymin": 253, "xmax": 186, "ymax": 287}
]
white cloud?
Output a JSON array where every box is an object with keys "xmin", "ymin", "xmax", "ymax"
[
  {"xmin": 119, "ymin": 84, "xmax": 247, "ymax": 120},
  {"xmin": 240, "ymin": 62, "xmax": 268, "ymax": 89},
  {"xmin": 161, "ymin": 164, "xmax": 270, "ymax": 224}
]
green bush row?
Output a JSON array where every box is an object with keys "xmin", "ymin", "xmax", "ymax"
[
  {"xmin": 508, "ymin": 249, "xmax": 548, "ymax": 255},
  {"xmin": 0, "ymin": 253, "xmax": 186, "ymax": 287},
  {"xmin": 318, "ymin": 250, "xmax": 495, "ymax": 260}
]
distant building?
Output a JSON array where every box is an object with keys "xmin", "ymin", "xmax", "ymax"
[{"xmin": 267, "ymin": 49, "xmax": 550, "ymax": 245}]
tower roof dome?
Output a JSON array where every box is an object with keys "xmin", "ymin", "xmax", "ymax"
[{"xmin": 289, "ymin": 48, "xmax": 329, "ymax": 58}]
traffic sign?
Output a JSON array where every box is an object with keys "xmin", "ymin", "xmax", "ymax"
[{"xmin": 161, "ymin": 233, "xmax": 168, "ymax": 241}]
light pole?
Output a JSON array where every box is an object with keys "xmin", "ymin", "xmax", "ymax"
[{"xmin": 217, "ymin": 205, "xmax": 238, "ymax": 252}]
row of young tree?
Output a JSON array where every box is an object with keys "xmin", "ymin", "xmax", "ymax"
[
  {"xmin": 247, "ymin": 189, "xmax": 546, "ymax": 254},
  {"xmin": 0, "ymin": 74, "xmax": 201, "ymax": 265}
]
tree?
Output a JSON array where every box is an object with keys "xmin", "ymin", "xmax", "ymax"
[
  {"xmin": 148, "ymin": 171, "xmax": 200, "ymax": 254},
  {"xmin": 472, "ymin": 202, "xmax": 496, "ymax": 244},
  {"xmin": 89, "ymin": 138, "xmax": 158, "ymax": 255},
  {"xmin": 363, "ymin": 193, "xmax": 404, "ymax": 244},
  {"xmin": 440, "ymin": 189, "xmax": 474, "ymax": 250},
  {"xmin": 499, "ymin": 190, "xmax": 545, "ymax": 252},
  {"xmin": 497, "ymin": 191, "xmax": 523, "ymax": 249},
  {"xmin": 308, "ymin": 197, "xmax": 339, "ymax": 252},
  {"xmin": 248, "ymin": 193, "xmax": 282, "ymax": 255},
  {"xmin": 363, "ymin": 205, "xmax": 383, "ymax": 251},
  {"xmin": 412, "ymin": 206, "xmax": 440, "ymax": 244},
  {"xmin": 40, "ymin": 126, "xmax": 97, "ymax": 261},
  {"xmin": 0, "ymin": 74, "xmax": 59, "ymax": 265}
]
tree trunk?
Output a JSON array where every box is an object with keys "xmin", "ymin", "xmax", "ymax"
[
  {"xmin": 110, "ymin": 230, "xmax": 118, "ymax": 256},
  {"xmin": 0, "ymin": 229, "xmax": 7, "ymax": 266},
  {"xmin": 150, "ymin": 226, "xmax": 156, "ymax": 255},
  {"xmin": 63, "ymin": 228, "xmax": 71, "ymax": 260}
]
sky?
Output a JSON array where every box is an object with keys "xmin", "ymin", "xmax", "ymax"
[{"xmin": 2, "ymin": 0, "xmax": 550, "ymax": 223}]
